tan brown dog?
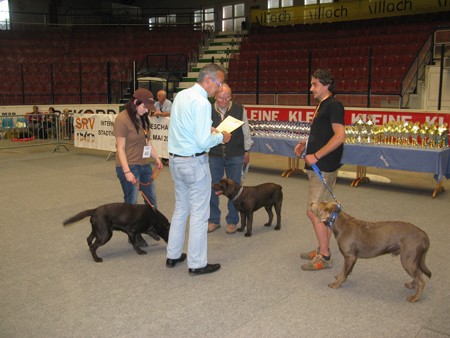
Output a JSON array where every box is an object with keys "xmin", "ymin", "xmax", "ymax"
[
  {"xmin": 311, "ymin": 201, "xmax": 431, "ymax": 302},
  {"xmin": 63, "ymin": 203, "xmax": 170, "ymax": 262},
  {"xmin": 212, "ymin": 178, "xmax": 282, "ymax": 237}
]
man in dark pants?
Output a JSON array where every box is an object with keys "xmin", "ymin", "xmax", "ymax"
[{"xmin": 208, "ymin": 84, "xmax": 252, "ymax": 234}]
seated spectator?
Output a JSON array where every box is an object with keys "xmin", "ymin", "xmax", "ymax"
[
  {"xmin": 27, "ymin": 105, "xmax": 42, "ymax": 138},
  {"xmin": 42, "ymin": 107, "xmax": 56, "ymax": 138},
  {"xmin": 153, "ymin": 90, "xmax": 172, "ymax": 117},
  {"xmin": 153, "ymin": 90, "xmax": 172, "ymax": 165}
]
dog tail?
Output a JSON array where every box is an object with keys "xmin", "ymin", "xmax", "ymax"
[
  {"xmin": 420, "ymin": 235, "xmax": 432, "ymax": 279},
  {"xmin": 63, "ymin": 209, "xmax": 96, "ymax": 226}
]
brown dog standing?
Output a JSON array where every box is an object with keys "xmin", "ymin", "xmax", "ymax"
[
  {"xmin": 311, "ymin": 201, "xmax": 431, "ymax": 302},
  {"xmin": 63, "ymin": 203, "xmax": 170, "ymax": 262},
  {"xmin": 212, "ymin": 178, "xmax": 282, "ymax": 237}
]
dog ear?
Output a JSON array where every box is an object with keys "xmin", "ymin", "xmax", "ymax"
[
  {"xmin": 324, "ymin": 201, "xmax": 337, "ymax": 211},
  {"xmin": 321, "ymin": 202, "xmax": 340, "ymax": 220}
]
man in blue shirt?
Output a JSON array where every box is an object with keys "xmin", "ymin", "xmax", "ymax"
[
  {"xmin": 153, "ymin": 90, "xmax": 172, "ymax": 117},
  {"xmin": 166, "ymin": 64, "xmax": 231, "ymax": 276}
]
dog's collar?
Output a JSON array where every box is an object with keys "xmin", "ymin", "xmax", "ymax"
[
  {"xmin": 324, "ymin": 204, "xmax": 342, "ymax": 228},
  {"xmin": 232, "ymin": 186, "xmax": 244, "ymax": 202}
]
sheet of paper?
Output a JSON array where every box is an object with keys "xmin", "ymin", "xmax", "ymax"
[{"xmin": 215, "ymin": 115, "xmax": 244, "ymax": 133}]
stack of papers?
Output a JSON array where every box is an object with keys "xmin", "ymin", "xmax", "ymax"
[{"xmin": 215, "ymin": 116, "xmax": 244, "ymax": 133}]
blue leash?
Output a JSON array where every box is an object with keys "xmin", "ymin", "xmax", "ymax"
[
  {"xmin": 310, "ymin": 163, "xmax": 339, "ymax": 204},
  {"xmin": 310, "ymin": 163, "xmax": 342, "ymax": 228},
  {"xmin": 302, "ymin": 148, "xmax": 342, "ymax": 227},
  {"xmin": 301, "ymin": 147, "xmax": 339, "ymax": 203}
]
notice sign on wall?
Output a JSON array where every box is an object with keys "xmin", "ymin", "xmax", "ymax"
[{"xmin": 74, "ymin": 114, "xmax": 116, "ymax": 152}]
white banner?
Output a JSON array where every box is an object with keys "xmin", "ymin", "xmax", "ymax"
[
  {"xmin": 74, "ymin": 114, "xmax": 116, "ymax": 151},
  {"xmin": 72, "ymin": 113, "xmax": 169, "ymax": 158},
  {"xmin": 149, "ymin": 116, "xmax": 169, "ymax": 159}
]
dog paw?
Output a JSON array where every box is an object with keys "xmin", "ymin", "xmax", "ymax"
[
  {"xmin": 264, "ymin": 223, "xmax": 271, "ymax": 227},
  {"xmin": 137, "ymin": 250, "xmax": 148, "ymax": 255},
  {"xmin": 236, "ymin": 228, "xmax": 244, "ymax": 232},
  {"xmin": 407, "ymin": 295, "xmax": 419, "ymax": 303},
  {"xmin": 245, "ymin": 233, "xmax": 252, "ymax": 237},
  {"xmin": 328, "ymin": 282, "xmax": 341, "ymax": 289},
  {"xmin": 274, "ymin": 226, "xmax": 280, "ymax": 230},
  {"xmin": 94, "ymin": 257, "xmax": 103, "ymax": 263}
]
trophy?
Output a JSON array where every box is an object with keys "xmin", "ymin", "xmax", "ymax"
[
  {"xmin": 365, "ymin": 115, "xmax": 374, "ymax": 144},
  {"xmin": 428, "ymin": 124, "xmax": 437, "ymax": 148},
  {"xmin": 419, "ymin": 122, "xmax": 429, "ymax": 147},
  {"xmin": 372, "ymin": 125, "xmax": 383, "ymax": 144},
  {"xmin": 383, "ymin": 122, "xmax": 393, "ymax": 144},
  {"xmin": 436, "ymin": 123, "xmax": 448, "ymax": 148},
  {"xmin": 396, "ymin": 122, "xmax": 402, "ymax": 145},
  {"xmin": 411, "ymin": 122, "xmax": 420, "ymax": 147},
  {"xmin": 355, "ymin": 115, "xmax": 365, "ymax": 143},
  {"xmin": 392, "ymin": 122, "xmax": 400, "ymax": 145},
  {"xmin": 402, "ymin": 122, "xmax": 412, "ymax": 146}
]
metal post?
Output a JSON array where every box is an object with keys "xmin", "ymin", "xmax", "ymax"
[
  {"xmin": 307, "ymin": 51, "xmax": 312, "ymax": 106},
  {"xmin": 256, "ymin": 53, "xmax": 260, "ymax": 105},
  {"xmin": 107, "ymin": 62, "xmax": 111, "ymax": 104},
  {"xmin": 133, "ymin": 60, "xmax": 137, "ymax": 93},
  {"xmin": 437, "ymin": 44, "xmax": 445, "ymax": 111},
  {"xmin": 50, "ymin": 63, "xmax": 55, "ymax": 104},
  {"xmin": 368, "ymin": 47, "xmax": 372, "ymax": 108},
  {"xmin": 79, "ymin": 63, "xmax": 82, "ymax": 104}
]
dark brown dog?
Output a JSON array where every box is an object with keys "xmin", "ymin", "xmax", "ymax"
[
  {"xmin": 212, "ymin": 178, "xmax": 282, "ymax": 237},
  {"xmin": 63, "ymin": 203, "xmax": 170, "ymax": 263},
  {"xmin": 311, "ymin": 201, "xmax": 431, "ymax": 302}
]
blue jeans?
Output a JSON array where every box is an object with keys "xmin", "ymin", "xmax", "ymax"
[
  {"xmin": 116, "ymin": 164, "xmax": 157, "ymax": 208},
  {"xmin": 166, "ymin": 155, "xmax": 210, "ymax": 269},
  {"xmin": 208, "ymin": 154, "xmax": 244, "ymax": 225}
]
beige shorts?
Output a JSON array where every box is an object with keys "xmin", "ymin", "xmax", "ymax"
[{"xmin": 306, "ymin": 169, "xmax": 339, "ymax": 211}]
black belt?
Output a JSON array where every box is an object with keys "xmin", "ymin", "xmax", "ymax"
[{"xmin": 169, "ymin": 151, "xmax": 206, "ymax": 158}]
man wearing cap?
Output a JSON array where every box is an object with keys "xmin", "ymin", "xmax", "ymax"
[
  {"xmin": 166, "ymin": 64, "xmax": 231, "ymax": 276},
  {"xmin": 114, "ymin": 88, "xmax": 164, "ymax": 247}
]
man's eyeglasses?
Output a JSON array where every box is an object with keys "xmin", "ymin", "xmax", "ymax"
[{"xmin": 211, "ymin": 77, "xmax": 223, "ymax": 87}]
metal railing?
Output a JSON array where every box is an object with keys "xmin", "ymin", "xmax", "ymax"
[
  {"xmin": 400, "ymin": 26, "xmax": 450, "ymax": 109},
  {"xmin": 400, "ymin": 33, "xmax": 433, "ymax": 108},
  {"xmin": 7, "ymin": 8, "xmax": 215, "ymax": 33},
  {"xmin": 0, "ymin": 113, "xmax": 73, "ymax": 152}
]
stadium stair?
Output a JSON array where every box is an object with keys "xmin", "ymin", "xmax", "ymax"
[{"xmin": 176, "ymin": 31, "xmax": 246, "ymax": 93}]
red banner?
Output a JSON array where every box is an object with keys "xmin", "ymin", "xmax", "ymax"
[{"xmin": 244, "ymin": 105, "xmax": 450, "ymax": 125}]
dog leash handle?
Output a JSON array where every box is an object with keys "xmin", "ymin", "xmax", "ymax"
[{"xmin": 311, "ymin": 163, "xmax": 322, "ymax": 178}]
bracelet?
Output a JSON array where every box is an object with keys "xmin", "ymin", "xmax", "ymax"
[
  {"xmin": 313, "ymin": 153, "xmax": 320, "ymax": 160},
  {"xmin": 124, "ymin": 171, "xmax": 131, "ymax": 174}
]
